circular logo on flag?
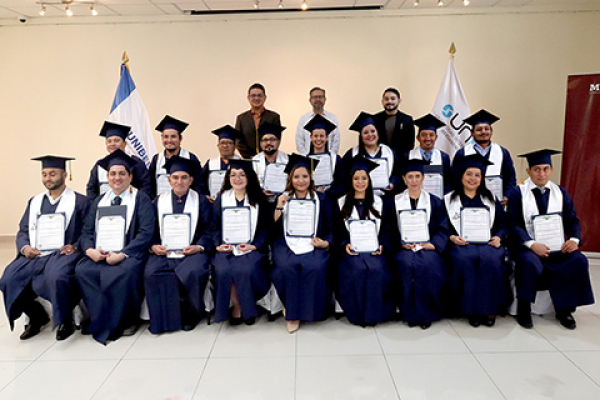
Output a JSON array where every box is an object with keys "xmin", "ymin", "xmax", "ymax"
[{"xmin": 442, "ymin": 104, "xmax": 454, "ymax": 118}]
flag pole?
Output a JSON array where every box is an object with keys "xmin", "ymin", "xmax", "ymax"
[
  {"xmin": 121, "ymin": 51, "xmax": 130, "ymax": 71},
  {"xmin": 449, "ymin": 42, "xmax": 456, "ymax": 59}
]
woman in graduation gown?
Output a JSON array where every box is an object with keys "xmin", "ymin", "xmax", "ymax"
[
  {"xmin": 211, "ymin": 159, "xmax": 271, "ymax": 325},
  {"xmin": 342, "ymin": 112, "xmax": 402, "ymax": 198},
  {"xmin": 144, "ymin": 156, "xmax": 213, "ymax": 334},
  {"xmin": 272, "ymin": 154, "xmax": 334, "ymax": 333},
  {"xmin": 336, "ymin": 156, "xmax": 393, "ymax": 326},
  {"xmin": 443, "ymin": 154, "xmax": 511, "ymax": 327},
  {"xmin": 382, "ymin": 159, "xmax": 449, "ymax": 329}
]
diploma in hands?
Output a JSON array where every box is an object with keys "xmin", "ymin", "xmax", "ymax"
[
  {"xmin": 398, "ymin": 209, "xmax": 429, "ymax": 244},
  {"xmin": 460, "ymin": 207, "xmax": 491, "ymax": 243},
  {"xmin": 35, "ymin": 213, "xmax": 66, "ymax": 251},
  {"xmin": 423, "ymin": 165, "xmax": 444, "ymax": 199},
  {"xmin": 309, "ymin": 154, "xmax": 333, "ymax": 187},
  {"xmin": 369, "ymin": 158, "xmax": 390, "ymax": 190},
  {"xmin": 96, "ymin": 205, "xmax": 127, "ymax": 252},
  {"xmin": 349, "ymin": 220, "xmax": 379, "ymax": 253},
  {"xmin": 209, "ymin": 170, "xmax": 227, "ymax": 200},
  {"xmin": 222, "ymin": 206, "xmax": 251, "ymax": 245},
  {"xmin": 263, "ymin": 163, "xmax": 288, "ymax": 194},
  {"xmin": 285, "ymin": 199, "xmax": 316, "ymax": 237},
  {"xmin": 532, "ymin": 213, "xmax": 565, "ymax": 252},
  {"xmin": 156, "ymin": 173, "xmax": 172, "ymax": 197},
  {"xmin": 485, "ymin": 176, "xmax": 503, "ymax": 201},
  {"xmin": 162, "ymin": 213, "xmax": 191, "ymax": 250}
]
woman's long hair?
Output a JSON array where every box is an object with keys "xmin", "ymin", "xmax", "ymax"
[
  {"xmin": 220, "ymin": 166, "xmax": 266, "ymax": 207},
  {"xmin": 284, "ymin": 166, "xmax": 316, "ymax": 198},
  {"xmin": 450, "ymin": 168, "xmax": 495, "ymax": 203},
  {"xmin": 341, "ymin": 170, "xmax": 381, "ymax": 220}
]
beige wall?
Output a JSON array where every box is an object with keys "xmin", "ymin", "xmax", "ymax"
[{"xmin": 0, "ymin": 9, "xmax": 599, "ymax": 235}]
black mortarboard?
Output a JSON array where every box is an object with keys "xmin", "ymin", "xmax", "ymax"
[
  {"xmin": 349, "ymin": 112, "xmax": 376, "ymax": 133},
  {"xmin": 164, "ymin": 155, "xmax": 197, "ymax": 175},
  {"xmin": 402, "ymin": 159, "xmax": 426, "ymax": 175},
  {"xmin": 99, "ymin": 121, "xmax": 131, "ymax": 139},
  {"xmin": 454, "ymin": 153, "xmax": 494, "ymax": 177},
  {"xmin": 228, "ymin": 159, "xmax": 255, "ymax": 172},
  {"xmin": 97, "ymin": 149, "xmax": 134, "ymax": 173},
  {"xmin": 212, "ymin": 125, "xmax": 241, "ymax": 141},
  {"xmin": 284, "ymin": 153, "xmax": 320, "ymax": 175},
  {"xmin": 518, "ymin": 149, "xmax": 561, "ymax": 168},
  {"xmin": 414, "ymin": 114, "xmax": 445, "ymax": 132},
  {"xmin": 464, "ymin": 109, "xmax": 499, "ymax": 129},
  {"xmin": 349, "ymin": 155, "xmax": 378, "ymax": 174},
  {"xmin": 258, "ymin": 123, "xmax": 286, "ymax": 140},
  {"xmin": 155, "ymin": 115, "xmax": 189, "ymax": 134},
  {"xmin": 31, "ymin": 155, "xmax": 75, "ymax": 170},
  {"xmin": 303, "ymin": 114, "xmax": 337, "ymax": 136}
]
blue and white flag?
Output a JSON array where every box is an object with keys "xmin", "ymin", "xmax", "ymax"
[
  {"xmin": 432, "ymin": 55, "xmax": 471, "ymax": 159},
  {"xmin": 109, "ymin": 62, "xmax": 155, "ymax": 168}
]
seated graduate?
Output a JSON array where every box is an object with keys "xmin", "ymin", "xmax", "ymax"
[
  {"xmin": 335, "ymin": 156, "xmax": 393, "ymax": 327},
  {"xmin": 0, "ymin": 156, "xmax": 88, "ymax": 341},
  {"xmin": 272, "ymin": 154, "xmax": 334, "ymax": 333},
  {"xmin": 301, "ymin": 114, "xmax": 345, "ymax": 200},
  {"xmin": 76, "ymin": 149, "xmax": 155, "ymax": 344},
  {"xmin": 144, "ymin": 155, "xmax": 212, "ymax": 334},
  {"xmin": 199, "ymin": 125, "xmax": 242, "ymax": 203},
  {"xmin": 252, "ymin": 122, "xmax": 289, "ymax": 204},
  {"xmin": 381, "ymin": 159, "xmax": 449, "ymax": 329},
  {"xmin": 452, "ymin": 110, "xmax": 517, "ymax": 205},
  {"xmin": 342, "ymin": 112, "xmax": 402, "ymax": 199},
  {"xmin": 148, "ymin": 115, "xmax": 203, "ymax": 200},
  {"xmin": 408, "ymin": 113, "xmax": 453, "ymax": 197},
  {"xmin": 443, "ymin": 154, "xmax": 511, "ymax": 327},
  {"xmin": 211, "ymin": 159, "xmax": 271, "ymax": 326},
  {"xmin": 86, "ymin": 121, "xmax": 151, "ymax": 201},
  {"xmin": 506, "ymin": 149, "xmax": 594, "ymax": 330}
]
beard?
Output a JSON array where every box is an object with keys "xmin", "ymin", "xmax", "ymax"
[
  {"xmin": 264, "ymin": 148, "xmax": 277, "ymax": 156},
  {"xmin": 45, "ymin": 180, "xmax": 64, "ymax": 191}
]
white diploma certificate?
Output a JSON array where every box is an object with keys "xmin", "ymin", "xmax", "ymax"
[
  {"xmin": 533, "ymin": 213, "xmax": 565, "ymax": 252},
  {"xmin": 285, "ymin": 199, "xmax": 316, "ymax": 237},
  {"xmin": 460, "ymin": 207, "xmax": 491, "ymax": 243},
  {"xmin": 309, "ymin": 154, "xmax": 333, "ymax": 187},
  {"xmin": 369, "ymin": 158, "xmax": 390, "ymax": 190},
  {"xmin": 209, "ymin": 170, "xmax": 227, "ymax": 200},
  {"xmin": 162, "ymin": 213, "xmax": 191, "ymax": 250},
  {"xmin": 423, "ymin": 173, "xmax": 443, "ymax": 199},
  {"xmin": 222, "ymin": 206, "xmax": 251, "ymax": 245},
  {"xmin": 35, "ymin": 213, "xmax": 65, "ymax": 251},
  {"xmin": 398, "ymin": 209, "xmax": 430, "ymax": 243},
  {"xmin": 349, "ymin": 220, "xmax": 379, "ymax": 253},
  {"xmin": 485, "ymin": 175, "xmax": 503, "ymax": 201},
  {"xmin": 263, "ymin": 163, "xmax": 288, "ymax": 193},
  {"xmin": 96, "ymin": 215, "xmax": 126, "ymax": 252},
  {"xmin": 156, "ymin": 174, "xmax": 171, "ymax": 196}
]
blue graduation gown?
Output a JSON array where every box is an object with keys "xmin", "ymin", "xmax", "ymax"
[
  {"xmin": 210, "ymin": 196, "xmax": 271, "ymax": 323},
  {"xmin": 506, "ymin": 186, "xmax": 594, "ymax": 311},
  {"xmin": 86, "ymin": 155, "xmax": 152, "ymax": 201},
  {"xmin": 381, "ymin": 193, "xmax": 449, "ymax": 324},
  {"xmin": 144, "ymin": 192, "xmax": 213, "ymax": 334},
  {"xmin": 148, "ymin": 151, "xmax": 203, "ymax": 200},
  {"xmin": 271, "ymin": 192, "xmax": 334, "ymax": 322},
  {"xmin": 444, "ymin": 195, "xmax": 512, "ymax": 316},
  {"xmin": 0, "ymin": 192, "xmax": 89, "ymax": 329},
  {"xmin": 341, "ymin": 146, "xmax": 404, "ymax": 198},
  {"xmin": 75, "ymin": 190, "xmax": 155, "ymax": 344}
]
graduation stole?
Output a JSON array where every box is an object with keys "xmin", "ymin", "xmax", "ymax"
[
  {"xmin": 157, "ymin": 189, "xmax": 200, "ymax": 258},
  {"xmin": 208, "ymin": 155, "xmax": 240, "ymax": 171},
  {"xmin": 221, "ymin": 189, "xmax": 258, "ymax": 257},
  {"xmin": 337, "ymin": 195, "xmax": 382, "ymax": 233},
  {"xmin": 252, "ymin": 151, "xmax": 289, "ymax": 187},
  {"xmin": 394, "ymin": 189, "xmax": 432, "ymax": 224},
  {"xmin": 28, "ymin": 187, "xmax": 76, "ymax": 251},
  {"xmin": 97, "ymin": 187, "xmax": 138, "ymax": 233},
  {"xmin": 409, "ymin": 147, "xmax": 442, "ymax": 165},
  {"xmin": 351, "ymin": 144, "xmax": 395, "ymax": 177},
  {"xmin": 443, "ymin": 191, "xmax": 495, "ymax": 235},
  {"xmin": 283, "ymin": 191, "xmax": 321, "ymax": 255},
  {"xmin": 463, "ymin": 142, "xmax": 503, "ymax": 176},
  {"xmin": 519, "ymin": 178, "xmax": 563, "ymax": 238},
  {"xmin": 156, "ymin": 148, "xmax": 190, "ymax": 179}
]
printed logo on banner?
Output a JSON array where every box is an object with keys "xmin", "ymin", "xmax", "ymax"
[{"xmin": 442, "ymin": 104, "xmax": 454, "ymax": 118}]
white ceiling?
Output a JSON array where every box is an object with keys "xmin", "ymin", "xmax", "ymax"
[{"xmin": 1, "ymin": 0, "xmax": 600, "ymax": 20}]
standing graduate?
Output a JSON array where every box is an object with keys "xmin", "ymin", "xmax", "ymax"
[
  {"xmin": 443, "ymin": 154, "xmax": 511, "ymax": 327},
  {"xmin": 144, "ymin": 155, "xmax": 212, "ymax": 334},
  {"xmin": 0, "ymin": 156, "xmax": 88, "ymax": 341},
  {"xmin": 382, "ymin": 159, "xmax": 449, "ymax": 329},
  {"xmin": 198, "ymin": 125, "xmax": 241, "ymax": 202},
  {"xmin": 506, "ymin": 149, "xmax": 594, "ymax": 330},
  {"xmin": 211, "ymin": 159, "xmax": 271, "ymax": 325},
  {"xmin": 335, "ymin": 156, "xmax": 393, "ymax": 326},
  {"xmin": 272, "ymin": 154, "xmax": 334, "ymax": 333},
  {"xmin": 76, "ymin": 149, "xmax": 155, "ymax": 344}
]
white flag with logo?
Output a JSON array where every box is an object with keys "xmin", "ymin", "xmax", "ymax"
[
  {"xmin": 432, "ymin": 56, "xmax": 471, "ymax": 159},
  {"xmin": 109, "ymin": 62, "xmax": 156, "ymax": 168}
]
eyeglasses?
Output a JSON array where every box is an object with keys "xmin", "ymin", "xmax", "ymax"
[
  {"xmin": 310, "ymin": 95, "xmax": 325, "ymax": 99},
  {"xmin": 249, "ymin": 94, "xmax": 265, "ymax": 99},
  {"xmin": 260, "ymin": 138, "xmax": 279, "ymax": 143},
  {"xmin": 219, "ymin": 141, "xmax": 235, "ymax": 146}
]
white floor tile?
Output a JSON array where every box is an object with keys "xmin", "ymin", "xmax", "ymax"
[
  {"xmin": 477, "ymin": 352, "xmax": 600, "ymax": 400},
  {"xmin": 563, "ymin": 350, "xmax": 600, "ymax": 386},
  {"xmin": 194, "ymin": 356, "xmax": 295, "ymax": 400},
  {"xmin": 296, "ymin": 355, "xmax": 399, "ymax": 400},
  {"xmin": 0, "ymin": 361, "xmax": 30, "ymax": 391},
  {"xmin": 0, "ymin": 319, "xmax": 55, "ymax": 361},
  {"xmin": 387, "ymin": 354, "xmax": 505, "ymax": 400},
  {"xmin": 0, "ymin": 360, "xmax": 118, "ymax": 400},
  {"xmin": 297, "ymin": 317, "xmax": 382, "ymax": 356},
  {"xmin": 92, "ymin": 359, "xmax": 206, "ymax": 400},
  {"xmin": 534, "ymin": 314, "xmax": 600, "ymax": 351}
]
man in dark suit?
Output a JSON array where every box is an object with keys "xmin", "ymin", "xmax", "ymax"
[
  {"xmin": 372, "ymin": 87, "xmax": 415, "ymax": 160},
  {"xmin": 235, "ymin": 83, "xmax": 281, "ymax": 159}
]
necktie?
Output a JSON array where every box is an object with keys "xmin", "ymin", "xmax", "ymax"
[
  {"xmin": 112, "ymin": 196, "xmax": 122, "ymax": 206},
  {"xmin": 532, "ymin": 187, "xmax": 549, "ymax": 215},
  {"xmin": 423, "ymin": 152, "xmax": 431, "ymax": 162}
]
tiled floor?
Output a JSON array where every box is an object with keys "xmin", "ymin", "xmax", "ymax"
[{"xmin": 1, "ymin": 243, "xmax": 600, "ymax": 400}]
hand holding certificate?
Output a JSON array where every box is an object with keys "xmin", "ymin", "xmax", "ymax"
[
  {"xmin": 533, "ymin": 213, "xmax": 565, "ymax": 252},
  {"xmin": 398, "ymin": 209, "xmax": 429, "ymax": 244},
  {"xmin": 369, "ymin": 158, "xmax": 390, "ymax": 190},
  {"xmin": 285, "ymin": 199, "xmax": 316, "ymax": 237},
  {"xmin": 485, "ymin": 176, "xmax": 503, "ymax": 201},
  {"xmin": 309, "ymin": 154, "xmax": 333, "ymax": 187},
  {"xmin": 349, "ymin": 220, "xmax": 379, "ymax": 253},
  {"xmin": 35, "ymin": 213, "xmax": 65, "ymax": 251},
  {"xmin": 460, "ymin": 207, "xmax": 491, "ymax": 243},
  {"xmin": 95, "ymin": 205, "xmax": 127, "ymax": 252},
  {"xmin": 222, "ymin": 207, "xmax": 251, "ymax": 244},
  {"xmin": 162, "ymin": 213, "xmax": 191, "ymax": 251},
  {"xmin": 263, "ymin": 163, "xmax": 288, "ymax": 194}
]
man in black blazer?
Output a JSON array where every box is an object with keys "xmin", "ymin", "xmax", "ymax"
[
  {"xmin": 372, "ymin": 87, "xmax": 415, "ymax": 160},
  {"xmin": 235, "ymin": 83, "xmax": 281, "ymax": 159}
]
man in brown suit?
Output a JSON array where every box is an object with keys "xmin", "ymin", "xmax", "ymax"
[{"xmin": 235, "ymin": 83, "xmax": 281, "ymax": 159}]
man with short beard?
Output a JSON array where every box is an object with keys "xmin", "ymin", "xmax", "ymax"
[
  {"xmin": 372, "ymin": 87, "xmax": 415, "ymax": 159},
  {"xmin": 252, "ymin": 122, "xmax": 288, "ymax": 203}
]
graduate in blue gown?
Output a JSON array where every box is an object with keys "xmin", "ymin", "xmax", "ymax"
[
  {"xmin": 86, "ymin": 121, "xmax": 152, "ymax": 201},
  {"xmin": 506, "ymin": 149, "xmax": 594, "ymax": 330},
  {"xmin": 335, "ymin": 156, "xmax": 393, "ymax": 326},
  {"xmin": 272, "ymin": 154, "xmax": 334, "ymax": 333},
  {"xmin": 198, "ymin": 125, "xmax": 241, "ymax": 201},
  {"xmin": 211, "ymin": 159, "xmax": 271, "ymax": 325},
  {"xmin": 76, "ymin": 150, "xmax": 155, "ymax": 344},
  {"xmin": 144, "ymin": 156, "xmax": 212, "ymax": 334},
  {"xmin": 381, "ymin": 159, "xmax": 450, "ymax": 329},
  {"xmin": 443, "ymin": 154, "xmax": 512, "ymax": 327},
  {"xmin": 0, "ymin": 156, "xmax": 88, "ymax": 341}
]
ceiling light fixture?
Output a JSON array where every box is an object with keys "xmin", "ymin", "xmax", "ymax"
[
  {"xmin": 39, "ymin": 4, "xmax": 46, "ymax": 15},
  {"xmin": 90, "ymin": 4, "xmax": 98, "ymax": 15},
  {"xmin": 278, "ymin": 0, "xmax": 283, "ymax": 9},
  {"xmin": 437, "ymin": 0, "xmax": 444, "ymax": 6},
  {"xmin": 253, "ymin": 0, "xmax": 259, "ymax": 9},
  {"xmin": 463, "ymin": 0, "xmax": 469, "ymax": 5},
  {"xmin": 301, "ymin": 0, "xmax": 308, "ymax": 10},
  {"xmin": 413, "ymin": 0, "xmax": 419, "ymax": 6},
  {"xmin": 65, "ymin": 5, "xmax": 73, "ymax": 16}
]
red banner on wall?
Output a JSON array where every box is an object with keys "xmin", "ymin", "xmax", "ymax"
[{"xmin": 562, "ymin": 74, "xmax": 600, "ymax": 252}]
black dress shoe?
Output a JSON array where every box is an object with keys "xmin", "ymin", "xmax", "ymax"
[
  {"xmin": 122, "ymin": 322, "xmax": 139, "ymax": 336},
  {"xmin": 516, "ymin": 313, "xmax": 533, "ymax": 329},
  {"xmin": 230, "ymin": 316, "xmax": 243, "ymax": 326},
  {"xmin": 407, "ymin": 321, "xmax": 418, "ymax": 328},
  {"xmin": 56, "ymin": 322, "xmax": 75, "ymax": 341},
  {"xmin": 20, "ymin": 314, "xmax": 50, "ymax": 340},
  {"xmin": 420, "ymin": 322, "xmax": 432, "ymax": 330},
  {"xmin": 557, "ymin": 313, "xmax": 577, "ymax": 330},
  {"xmin": 468, "ymin": 316, "xmax": 481, "ymax": 327},
  {"xmin": 244, "ymin": 317, "xmax": 256, "ymax": 326},
  {"xmin": 483, "ymin": 316, "xmax": 496, "ymax": 327},
  {"xmin": 182, "ymin": 323, "xmax": 196, "ymax": 332}
]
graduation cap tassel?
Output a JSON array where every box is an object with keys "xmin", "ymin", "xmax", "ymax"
[{"xmin": 69, "ymin": 160, "xmax": 73, "ymax": 181}]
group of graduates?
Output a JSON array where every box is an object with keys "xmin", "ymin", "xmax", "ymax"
[{"xmin": 0, "ymin": 103, "xmax": 594, "ymax": 345}]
